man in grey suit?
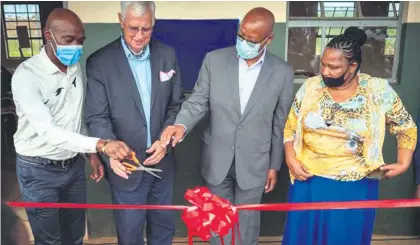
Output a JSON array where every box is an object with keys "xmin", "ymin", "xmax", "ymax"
[
  {"xmin": 84, "ymin": 2, "xmax": 184, "ymax": 245},
  {"xmin": 160, "ymin": 8, "xmax": 294, "ymax": 245}
]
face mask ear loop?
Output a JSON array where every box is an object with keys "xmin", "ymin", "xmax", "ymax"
[{"xmin": 48, "ymin": 29, "xmax": 59, "ymax": 56}]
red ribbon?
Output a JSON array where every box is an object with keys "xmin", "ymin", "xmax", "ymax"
[
  {"xmin": 181, "ymin": 187, "xmax": 239, "ymax": 245},
  {"xmin": 7, "ymin": 187, "xmax": 420, "ymax": 245}
]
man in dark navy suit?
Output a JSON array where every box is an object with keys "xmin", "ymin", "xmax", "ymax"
[{"xmin": 84, "ymin": 2, "xmax": 184, "ymax": 245}]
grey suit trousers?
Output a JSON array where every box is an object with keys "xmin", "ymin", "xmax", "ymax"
[{"xmin": 206, "ymin": 161, "xmax": 265, "ymax": 245}]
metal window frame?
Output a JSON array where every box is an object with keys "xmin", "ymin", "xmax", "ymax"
[
  {"xmin": 285, "ymin": 1, "xmax": 404, "ymax": 84},
  {"xmin": 1, "ymin": 2, "xmax": 42, "ymax": 58}
]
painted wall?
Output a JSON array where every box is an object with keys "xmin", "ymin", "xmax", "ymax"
[{"xmin": 67, "ymin": 1, "xmax": 420, "ymax": 238}]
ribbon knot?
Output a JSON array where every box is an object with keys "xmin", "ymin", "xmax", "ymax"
[{"xmin": 181, "ymin": 187, "xmax": 239, "ymax": 245}]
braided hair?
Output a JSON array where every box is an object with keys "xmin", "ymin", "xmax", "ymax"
[{"xmin": 326, "ymin": 27, "xmax": 367, "ymax": 72}]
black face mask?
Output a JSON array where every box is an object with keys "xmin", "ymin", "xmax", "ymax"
[{"xmin": 322, "ymin": 68, "xmax": 351, "ymax": 88}]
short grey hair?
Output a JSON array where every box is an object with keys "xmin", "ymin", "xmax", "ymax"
[{"xmin": 120, "ymin": 1, "xmax": 156, "ymax": 25}]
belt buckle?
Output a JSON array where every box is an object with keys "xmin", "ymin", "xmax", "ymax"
[{"xmin": 61, "ymin": 160, "xmax": 69, "ymax": 168}]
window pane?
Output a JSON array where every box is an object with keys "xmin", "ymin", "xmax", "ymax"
[
  {"xmin": 361, "ymin": 27, "xmax": 395, "ymax": 78},
  {"xmin": 4, "ymin": 13, "xmax": 16, "ymax": 21},
  {"xmin": 7, "ymin": 30, "xmax": 17, "ymax": 38},
  {"xmin": 385, "ymin": 28, "xmax": 397, "ymax": 55},
  {"xmin": 6, "ymin": 22, "xmax": 17, "ymax": 29},
  {"xmin": 28, "ymin": 13, "xmax": 40, "ymax": 21},
  {"xmin": 16, "ymin": 13, "xmax": 28, "ymax": 21},
  {"xmin": 288, "ymin": 27, "xmax": 321, "ymax": 79},
  {"xmin": 3, "ymin": 4, "xmax": 15, "ymax": 13},
  {"xmin": 15, "ymin": 4, "xmax": 27, "ymax": 13},
  {"xmin": 390, "ymin": 2, "xmax": 400, "ymax": 17},
  {"xmin": 30, "ymin": 30, "xmax": 42, "ymax": 38},
  {"xmin": 326, "ymin": 27, "xmax": 347, "ymax": 44},
  {"xmin": 27, "ymin": 4, "xmax": 39, "ymax": 13},
  {"xmin": 7, "ymin": 40, "xmax": 21, "ymax": 58},
  {"xmin": 16, "ymin": 22, "xmax": 29, "ymax": 29},
  {"xmin": 289, "ymin": 1, "xmax": 400, "ymax": 19},
  {"xmin": 31, "ymin": 39, "xmax": 43, "ymax": 55},
  {"xmin": 21, "ymin": 48, "xmax": 33, "ymax": 57},
  {"xmin": 324, "ymin": 2, "xmax": 356, "ymax": 18},
  {"xmin": 360, "ymin": 1, "xmax": 399, "ymax": 17},
  {"xmin": 289, "ymin": 2, "xmax": 320, "ymax": 17},
  {"xmin": 29, "ymin": 21, "xmax": 41, "ymax": 29}
]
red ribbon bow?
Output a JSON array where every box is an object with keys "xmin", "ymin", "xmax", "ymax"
[{"xmin": 182, "ymin": 187, "xmax": 239, "ymax": 245}]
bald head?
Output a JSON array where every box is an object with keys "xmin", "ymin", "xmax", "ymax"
[
  {"xmin": 236, "ymin": 7, "xmax": 275, "ymax": 58},
  {"xmin": 44, "ymin": 8, "xmax": 85, "ymax": 46},
  {"xmin": 44, "ymin": 8, "xmax": 85, "ymax": 42},
  {"xmin": 242, "ymin": 8, "xmax": 275, "ymax": 37},
  {"xmin": 44, "ymin": 8, "xmax": 85, "ymax": 68},
  {"xmin": 46, "ymin": 8, "xmax": 83, "ymax": 32}
]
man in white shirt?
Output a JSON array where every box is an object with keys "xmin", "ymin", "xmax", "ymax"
[
  {"xmin": 160, "ymin": 8, "xmax": 294, "ymax": 245},
  {"xmin": 11, "ymin": 9, "xmax": 132, "ymax": 245}
]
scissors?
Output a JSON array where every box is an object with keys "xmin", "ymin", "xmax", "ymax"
[{"xmin": 122, "ymin": 152, "xmax": 162, "ymax": 179}]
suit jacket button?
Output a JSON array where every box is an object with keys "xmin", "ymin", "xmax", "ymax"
[{"xmin": 232, "ymin": 146, "xmax": 235, "ymax": 150}]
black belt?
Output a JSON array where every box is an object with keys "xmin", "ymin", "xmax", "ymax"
[{"xmin": 16, "ymin": 153, "xmax": 81, "ymax": 168}]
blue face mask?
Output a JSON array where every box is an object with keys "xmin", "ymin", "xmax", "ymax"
[
  {"xmin": 235, "ymin": 35, "xmax": 267, "ymax": 60},
  {"xmin": 49, "ymin": 29, "xmax": 83, "ymax": 66}
]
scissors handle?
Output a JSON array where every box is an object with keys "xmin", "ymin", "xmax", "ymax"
[{"xmin": 122, "ymin": 162, "xmax": 137, "ymax": 171}]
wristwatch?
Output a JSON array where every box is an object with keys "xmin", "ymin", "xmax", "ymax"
[{"xmin": 101, "ymin": 140, "xmax": 111, "ymax": 153}]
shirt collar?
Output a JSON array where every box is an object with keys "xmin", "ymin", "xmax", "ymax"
[
  {"xmin": 120, "ymin": 36, "xmax": 150, "ymax": 62},
  {"xmin": 39, "ymin": 46, "xmax": 78, "ymax": 75},
  {"xmin": 39, "ymin": 46, "xmax": 61, "ymax": 75},
  {"xmin": 238, "ymin": 48, "xmax": 267, "ymax": 68}
]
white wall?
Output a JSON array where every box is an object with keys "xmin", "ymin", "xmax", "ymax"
[{"xmin": 68, "ymin": 1, "xmax": 287, "ymax": 23}]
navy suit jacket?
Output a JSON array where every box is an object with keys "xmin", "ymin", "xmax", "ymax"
[
  {"xmin": 84, "ymin": 38, "xmax": 185, "ymax": 191},
  {"xmin": 414, "ymin": 108, "xmax": 420, "ymax": 185}
]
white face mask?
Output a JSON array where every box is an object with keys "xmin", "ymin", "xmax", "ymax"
[{"xmin": 235, "ymin": 35, "xmax": 268, "ymax": 60}]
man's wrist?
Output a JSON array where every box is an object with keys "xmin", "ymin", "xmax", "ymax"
[
  {"xmin": 96, "ymin": 139, "xmax": 111, "ymax": 153},
  {"xmin": 175, "ymin": 124, "xmax": 187, "ymax": 132}
]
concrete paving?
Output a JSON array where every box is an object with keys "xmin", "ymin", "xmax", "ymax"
[{"xmin": 82, "ymin": 236, "xmax": 420, "ymax": 245}]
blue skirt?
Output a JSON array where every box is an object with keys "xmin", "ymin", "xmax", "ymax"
[{"xmin": 282, "ymin": 176, "xmax": 378, "ymax": 245}]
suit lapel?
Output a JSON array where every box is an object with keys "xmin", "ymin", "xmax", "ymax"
[
  {"xmin": 241, "ymin": 57, "xmax": 273, "ymax": 119},
  {"xmin": 226, "ymin": 48, "xmax": 241, "ymax": 117},
  {"xmin": 114, "ymin": 40, "xmax": 146, "ymax": 120},
  {"xmin": 149, "ymin": 41, "xmax": 160, "ymax": 111}
]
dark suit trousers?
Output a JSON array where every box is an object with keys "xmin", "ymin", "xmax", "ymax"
[
  {"xmin": 206, "ymin": 161, "xmax": 265, "ymax": 245},
  {"xmin": 111, "ymin": 170, "xmax": 175, "ymax": 245},
  {"xmin": 16, "ymin": 155, "xmax": 86, "ymax": 245}
]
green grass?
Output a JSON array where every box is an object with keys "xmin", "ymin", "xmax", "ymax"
[{"xmin": 6, "ymin": 38, "xmax": 42, "ymax": 58}]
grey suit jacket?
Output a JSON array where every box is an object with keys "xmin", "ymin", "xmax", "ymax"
[
  {"xmin": 175, "ymin": 46, "xmax": 294, "ymax": 190},
  {"xmin": 84, "ymin": 38, "xmax": 185, "ymax": 191}
]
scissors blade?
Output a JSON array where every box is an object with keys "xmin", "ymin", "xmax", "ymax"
[
  {"xmin": 134, "ymin": 165, "xmax": 162, "ymax": 179},
  {"xmin": 144, "ymin": 169, "xmax": 162, "ymax": 179}
]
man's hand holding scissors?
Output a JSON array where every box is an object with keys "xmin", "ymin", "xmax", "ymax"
[{"xmin": 110, "ymin": 152, "xmax": 163, "ymax": 179}]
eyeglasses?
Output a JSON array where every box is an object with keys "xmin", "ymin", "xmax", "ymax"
[
  {"xmin": 237, "ymin": 33, "xmax": 269, "ymax": 48},
  {"xmin": 125, "ymin": 25, "xmax": 153, "ymax": 36}
]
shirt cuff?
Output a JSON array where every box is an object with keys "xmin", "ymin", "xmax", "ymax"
[
  {"xmin": 175, "ymin": 124, "xmax": 187, "ymax": 143},
  {"xmin": 84, "ymin": 137, "xmax": 101, "ymax": 153}
]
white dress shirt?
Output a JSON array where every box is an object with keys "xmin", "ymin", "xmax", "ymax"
[
  {"xmin": 238, "ymin": 49, "xmax": 266, "ymax": 114},
  {"xmin": 11, "ymin": 47, "xmax": 100, "ymax": 160}
]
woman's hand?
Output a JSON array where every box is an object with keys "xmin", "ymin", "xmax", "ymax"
[
  {"xmin": 286, "ymin": 156, "xmax": 313, "ymax": 181},
  {"xmin": 380, "ymin": 162, "xmax": 410, "ymax": 178},
  {"xmin": 380, "ymin": 148, "xmax": 414, "ymax": 179},
  {"xmin": 284, "ymin": 141, "xmax": 312, "ymax": 181}
]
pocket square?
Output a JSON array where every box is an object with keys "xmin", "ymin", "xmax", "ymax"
[{"xmin": 159, "ymin": 69, "xmax": 176, "ymax": 82}]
